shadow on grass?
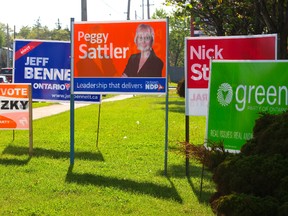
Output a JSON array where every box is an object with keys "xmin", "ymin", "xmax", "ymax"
[
  {"xmin": 2, "ymin": 145, "xmax": 104, "ymax": 161},
  {"xmin": 66, "ymin": 165, "xmax": 183, "ymax": 203},
  {"xmin": 0, "ymin": 156, "xmax": 31, "ymax": 166},
  {"xmin": 155, "ymin": 100, "xmax": 185, "ymax": 114},
  {"xmin": 157, "ymin": 163, "xmax": 214, "ymax": 204}
]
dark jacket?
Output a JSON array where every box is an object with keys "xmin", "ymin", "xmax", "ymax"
[{"xmin": 122, "ymin": 49, "xmax": 164, "ymax": 77}]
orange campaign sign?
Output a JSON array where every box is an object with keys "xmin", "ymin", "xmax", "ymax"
[
  {"xmin": 73, "ymin": 20, "xmax": 167, "ymax": 78},
  {"xmin": 0, "ymin": 84, "xmax": 31, "ymax": 130}
]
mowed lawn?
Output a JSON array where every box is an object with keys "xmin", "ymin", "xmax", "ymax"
[{"xmin": 0, "ymin": 91, "xmax": 215, "ymax": 215}]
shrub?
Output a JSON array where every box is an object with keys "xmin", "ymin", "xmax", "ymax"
[
  {"xmin": 176, "ymin": 78, "xmax": 185, "ymax": 98},
  {"xmin": 275, "ymin": 176, "xmax": 288, "ymax": 203},
  {"xmin": 241, "ymin": 111, "xmax": 288, "ymax": 157},
  {"xmin": 279, "ymin": 202, "xmax": 288, "ymax": 216},
  {"xmin": 177, "ymin": 110, "xmax": 288, "ymax": 214},
  {"xmin": 212, "ymin": 154, "xmax": 288, "ymax": 197},
  {"xmin": 177, "ymin": 140, "xmax": 231, "ymax": 172},
  {"xmin": 209, "ymin": 110, "xmax": 288, "ymax": 215},
  {"xmin": 211, "ymin": 193, "xmax": 279, "ymax": 216}
]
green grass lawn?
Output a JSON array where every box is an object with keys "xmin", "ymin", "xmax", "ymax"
[{"xmin": 0, "ymin": 90, "xmax": 215, "ymax": 215}]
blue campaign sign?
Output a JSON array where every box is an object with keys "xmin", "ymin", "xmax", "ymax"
[
  {"xmin": 14, "ymin": 40, "xmax": 100, "ymax": 103},
  {"xmin": 74, "ymin": 77, "xmax": 166, "ymax": 94}
]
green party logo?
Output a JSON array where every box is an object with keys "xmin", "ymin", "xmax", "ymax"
[
  {"xmin": 217, "ymin": 82, "xmax": 288, "ymax": 112},
  {"xmin": 217, "ymin": 83, "xmax": 233, "ymax": 106}
]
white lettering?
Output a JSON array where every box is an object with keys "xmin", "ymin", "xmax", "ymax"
[
  {"xmin": 24, "ymin": 67, "xmax": 70, "ymax": 81},
  {"xmin": 266, "ymin": 86, "xmax": 277, "ymax": 105},
  {"xmin": 190, "ymin": 45, "xmax": 223, "ymax": 60},
  {"xmin": 191, "ymin": 63, "xmax": 210, "ymax": 81},
  {"xmin": 24, "ymin": 57, "xmax": 49, "ymax": 66},
  {"xmin": 78, "ymin": 31, "xmax": 109, "ymax": 44},
  {"xmin": 0, "ymin": 88, "xmax": 27, "ymax": 96},
  {"xmin": 33, "ymin": 83, "xmax": 66, "ymax": 90},
  {"xmin": 78, "ymin": 43, "xmax": 129, "ymax": 59},
  {"xmin": 235, "ymin": 84, "xmax": 288, "ymax": 112}
]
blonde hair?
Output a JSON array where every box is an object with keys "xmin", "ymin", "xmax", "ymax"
[{"xmin": 134, "ymin": 24, "xmax": 155, "ymax": 46}]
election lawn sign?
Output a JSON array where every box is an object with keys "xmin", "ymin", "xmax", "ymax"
[
  {"xmin": 0, "ymin": 83, "xmax": 31, "ymax": 130},
  {"xmin": 207, "ymin": 60, "xmax": 288, "ymax": 151},
  {"xmin": 13, "ymin": 39, "xmax": 100, "ymax": 103},
  {"xmin": 185, "ymin": 34, "xmax": 277, "ymax": 116},
  {"xmin": 72, "ymin": 20, "xmax": 168, "ymax": 94},
  {"xmin": 70, "ymin": 19, "xmax": 169, "ymax": 169}
]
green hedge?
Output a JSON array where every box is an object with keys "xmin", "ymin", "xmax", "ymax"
[{"xmin": 209, "ymin": 110, "xmax": 288, "ymax": 215}]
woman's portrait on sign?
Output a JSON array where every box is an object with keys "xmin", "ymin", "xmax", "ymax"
[{"xmin": 122, "ymin": 24, "xmax": 164, "ymax": 77}]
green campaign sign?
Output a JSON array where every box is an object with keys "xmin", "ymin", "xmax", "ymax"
[{"xmin": 207, "ymin": 60, "xmax": 288, "ymax": 151}]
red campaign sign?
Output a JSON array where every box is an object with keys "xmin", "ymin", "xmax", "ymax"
[{"xmin": 186, "ymin": 35, "xmax": 277, "ymax": 89}]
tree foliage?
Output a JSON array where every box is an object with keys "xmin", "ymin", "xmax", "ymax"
[
  {"xmin": 0, "ymin": 18, "xmax": 70, "ymax": 68},
  {"xmin": 0, "ymin": 18, "xmax": 70, "ymax": 42},
  {"xmin": 15, "ymin": 18, "xmax": 70, "ymax": 41},
  {"xmin": 164, "ymin": 0, "xmax": 288, "ymax": 59},
  {"xmin": 152, "ymin": 9, "xmax": 190, "ymax": 67},
  {"xmin": 0, "ymin": 23, "xmax": 6, "ymax": 47},
  {"xmin": 0, "ymin": 24, "xmax": 14, "ymax": 68}
]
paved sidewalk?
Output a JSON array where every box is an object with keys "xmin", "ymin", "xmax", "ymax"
[{"xmin": 33, "ymin": 94, "xmax": 134, "ymax": 120}]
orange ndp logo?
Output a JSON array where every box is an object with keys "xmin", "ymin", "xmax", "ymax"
[
  {"xmin": 0, "ymin": 84, "xmax": 30, "ymax": 129},
  {"xmin": 73, "ymin": 20, "xmax": 167, "ymax": 78}
]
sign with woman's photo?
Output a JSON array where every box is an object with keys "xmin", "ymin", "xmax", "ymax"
[{"xmin": 72, "ymin": 20, "xmax": 167, "ymax": 94}]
